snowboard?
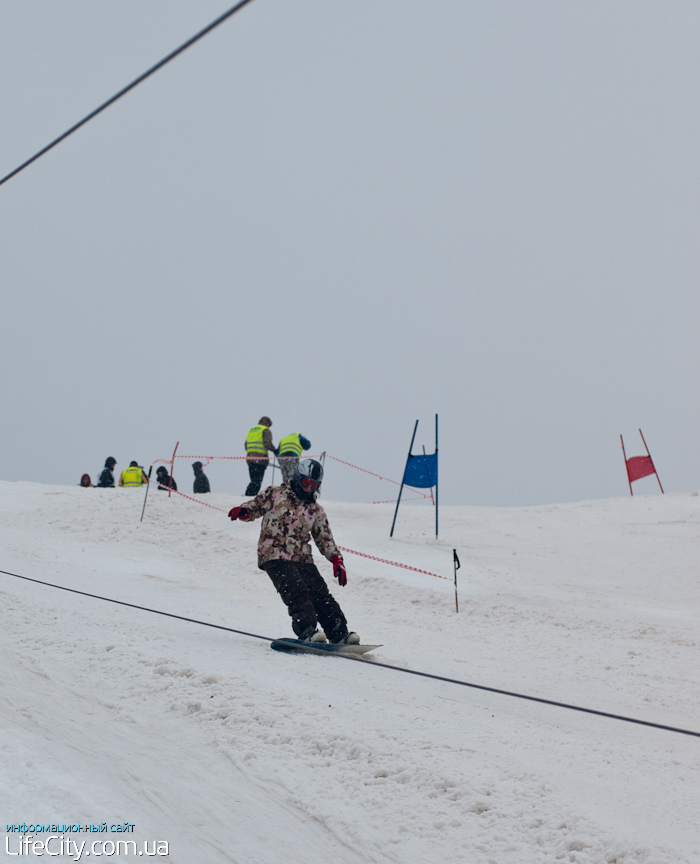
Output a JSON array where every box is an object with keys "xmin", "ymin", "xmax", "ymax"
[{"xmin": 270, "ymin": 638, "xmax": 381, "ymax": 657}]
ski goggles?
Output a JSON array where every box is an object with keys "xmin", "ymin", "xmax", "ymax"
[{"xmin": 300, "ymin": 477, "xmax": 320, "ymax": 493}]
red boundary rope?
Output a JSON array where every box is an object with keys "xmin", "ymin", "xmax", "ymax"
[
  {"xmin": 324, "ymin": 455, "xmax": 430, "ymax": 499},
  {"xmin": 153, "ymin": 452, "xmax": 431, "ymax": 502},
  {"xmin": 337, "ymin": 546, "xmax": 449, "ymax": 581},
  {"xmin": 156, "ymin": 484, "xmax": 229, "ymax": 513},
  {"xmin": 154, "ymin": 485, "xmax": 447, "ymax": 582}
]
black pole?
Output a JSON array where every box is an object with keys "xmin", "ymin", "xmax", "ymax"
[
  {"xmin": 390, "ymin": 420, "xmax": 419, "ymax": 538},
  {"xmin": 140, "ymin": 467, "xmax": 153, "ymax": 523},
  {"xmin": 453, "ymin": 549, "xmax": 460, "ymax": 613},
  {"xmin": 423, "ymin": 445, "xmax": 435, "ymax": 506},
  {"xmin": 435, "ymin": 413, "xmax": 439, "ymax": 538}
]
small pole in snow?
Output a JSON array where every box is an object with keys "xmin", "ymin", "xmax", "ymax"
[
  {"xmin": 435, "ymin": 414, "xmax": 439, "ymax": 538},
  {"xmin": 423, "ymin": 446, "xmax": 435, "ymax": 506},
  {"xmin": 620, "ymin": 434, "xmax": 633, "ymax": 497},
  {"xmin": 140, "ymin": 467, "xmax": 153, "ymax": 523},
  {"xmin": 453, "ymin": 549, "xmax": 460, "ymax": 613},
  {"xmin": 169, "ymin": 441, "xmax": 179, "ymax": 498},
  {"xmin": 639, "ymin": 428, "xmax": 664, "ymax": 494}
]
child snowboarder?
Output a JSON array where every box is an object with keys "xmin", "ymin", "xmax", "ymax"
[{"xmin": 228, "ymin": 458, "xmax": 359, "ymax": 644}]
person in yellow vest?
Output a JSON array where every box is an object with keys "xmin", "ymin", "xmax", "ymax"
[
  {"xmin": 244, "ymin": 417, "xmax": 276, "ymax": 496},
  {"xmin": 119, "ymin": 461, "xmax": 149, "ymax": 487},
  {"xmin": 277, "ymin": 433, "xmax": 311, "ymax": 483}
]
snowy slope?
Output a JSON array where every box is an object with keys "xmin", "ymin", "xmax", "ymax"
[{"xmin": 1, "ymin": 481, "xmax": 699, "ymax": 863}]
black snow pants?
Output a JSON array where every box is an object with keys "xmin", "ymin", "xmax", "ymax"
[
  {"xmin": 245, "ymin": 459, "xmax": 268, "ymax": 496},
  {"xmin": 262, "ymin": 560, "xmax": 348, "ymax": 641}
]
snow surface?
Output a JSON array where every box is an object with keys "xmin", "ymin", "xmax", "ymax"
[{"xmin": 1, "ymin": 481, "xmax": 699, "ymax": 863}]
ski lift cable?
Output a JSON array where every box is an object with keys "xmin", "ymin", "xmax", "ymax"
[
  {"xmin": 0, "ymin": 0, "xmax": 257, "ymax": 188},
  {"xmin": 1, "ymin": 567, "xmax": 698, "ymax": 740}
]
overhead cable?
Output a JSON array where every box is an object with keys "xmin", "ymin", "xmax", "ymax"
[{"xmin": 0, "ymin": 0, "xmax": 257, "ymax": 188}]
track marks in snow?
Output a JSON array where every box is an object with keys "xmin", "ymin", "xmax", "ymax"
[{"xmin": 1, "ymin": 483, "xmax": 699, "ymax": 862}]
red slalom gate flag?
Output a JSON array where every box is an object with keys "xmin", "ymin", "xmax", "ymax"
[
  {"xmin": 620, "ymin": 429, "xmax": 664, "ymax": 496},
  {"xmin": 625, "ymin": 455, "xmax": 655, "ymax": 483}
]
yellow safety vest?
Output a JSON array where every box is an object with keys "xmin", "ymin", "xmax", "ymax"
[
  {"xmin": 121, "ymin": 466, "xmax": 144, "ymax": 487},
  {"xmin": 245, "ymin": 425, "xmax": 268, "ymax": 456},
  {"xmin": 278, "ymin": 433, "xmax": 303, "ymax": 457}
]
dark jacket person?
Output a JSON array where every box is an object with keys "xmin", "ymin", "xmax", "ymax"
[
  {"xmin": 156, "ymin": 466, "xmax": 177, "ymax": 491},
  {"xmin": 193, "ymin": 462, "xmax": 210, "ymax": 494},
  {"xmin": 96, "ymin": 457, "xmax": 117, "ymax": 488}
]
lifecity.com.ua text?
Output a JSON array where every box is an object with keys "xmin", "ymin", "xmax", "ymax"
[{"xmin": 5, "ymin": 835, "xmax": 168, "ymax": 858}]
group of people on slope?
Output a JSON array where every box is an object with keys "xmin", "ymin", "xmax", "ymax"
[
  {"xmin": 85, "ymin": 458, "xmax": 148, "ymax": 489},
  {"xmin": 244, "ymin": 416, "xmax": 311, "ymax": 496},
  {"xmin": 83, "ymin": 458, "xmax": 209, "ymax": 494},
  {"xmin": 79, "ymin": 417, "xmax": 359, "ymax": 644}
]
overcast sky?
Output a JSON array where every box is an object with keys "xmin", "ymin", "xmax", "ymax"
[{"xmin": 1, "ymin": 0, "xmax": 698, "ymax": 506}]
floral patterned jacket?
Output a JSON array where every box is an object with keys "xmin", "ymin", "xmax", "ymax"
[{"xmin": 242, "ymin": 483, "xmax": 339, "ymax": 569}]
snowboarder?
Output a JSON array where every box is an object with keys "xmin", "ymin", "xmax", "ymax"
[
  {"xmin": 119, "ymin": 461, "xmax": 149, "ymax": 487},
  {"xmin": 228, "ymin": 458, "xmax": 359, "ymax": 644},
  {"xmin": 277, "ymin": 433, "xmax": 312, "ymax": 483},
  {"xmin": 156, "ymin": 465, "xmax": 177, "ymax": 491},
  {"xmin": 96, "ymin": 457, "xmax": 117, "ymax": 488},
  {"xmin": 192, "ymin": 461, "xmax": 210, "ymax": 493},
  {"xmin": 244, "ymin": 416, "xmax": 276, "ymax": 496},
  {"xmin": 79, "ymin": 473, "xmax": 94, "ymax": 487}
]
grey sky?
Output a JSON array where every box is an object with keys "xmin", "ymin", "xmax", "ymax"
[{"xmin": 1, "ymin": 1, "xmax": 698, "ymax": 506}]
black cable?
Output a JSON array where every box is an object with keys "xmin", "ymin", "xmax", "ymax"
[
  {"xmin": 0, "ymin": 568, "xmax": 270, "ymax": 643},
  {"xmin": 2, "ymin": 567, "xmax": 698, "ymax": 739},
  {"xmin": 0, "ymin": 0, "xmax": 257, "ymax": 188},
  {"xmin": 341, "ymin": 656, "xmax": 700, "ymax": 739}
]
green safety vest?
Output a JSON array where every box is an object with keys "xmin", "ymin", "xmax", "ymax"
[
  {"xmin": 278, "ymin": 433, "xmax": 303, "ymax": 457},
  {"xmin": 246, "ymin": 425, "xmax": 268, "ymax": 455},
  {"xmin": 121, "ymin": 466, "xmax": 144, "ymax": 487}
]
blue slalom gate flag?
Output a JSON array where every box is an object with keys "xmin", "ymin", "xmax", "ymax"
[
  {"xmin": 391, "ymin": 415, "xmax": 438, "ymax": 538},
  {"xmin": 402, "ymin": 453, "xmax": 438, "ymax": 489}
]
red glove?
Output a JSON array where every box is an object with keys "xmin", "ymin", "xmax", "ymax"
[
  {"xmin": 228, "ymin": 507, "xmax": 251, "ymax": 522},
  {"xmin": 332, "ymin": 554, "xmax": 347, "ymax": 587}
]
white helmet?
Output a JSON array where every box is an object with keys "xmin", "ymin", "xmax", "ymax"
[{"xmin": 291, "ymin": 458, "xmax": 323, "ymax": 501}]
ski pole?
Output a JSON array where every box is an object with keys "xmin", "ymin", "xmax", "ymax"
[
  {"xmin": 453, "ymin": 549, "xmax": 460, "ymax": 612},
  {"xmin": 140, "ymin": 467, "xmax": 153, "ymax": 522}
]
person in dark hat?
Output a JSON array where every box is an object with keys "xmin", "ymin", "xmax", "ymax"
[
  {"xmin": 96, "ymin": 457, "xmax": 117, "ymax": 488},
  {"xmin": 192, "ymin": 461, "xmax": 210, "ymax": 494},
  {"xmin": 156, "ymin": 465, "xmax": 177, "ymax": 492}
]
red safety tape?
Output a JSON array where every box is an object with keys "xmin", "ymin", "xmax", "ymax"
[
  {"xmin": 323, "ymin": 454, "xmax": 402, "ymax": 485},
  {"xmin": 157, "ymin": 451, "xmax": 431, "ymax": 502},
  {"xmin": 174, "ymin": 454, "xmax": 262, "ymax": 460},
  {"xmin": 337, "ymin": 546, "xmax": 449, "ymax": 581},
  {"xmin": 153, "ymin": 484, "xmax": 446, "ymax": 581},
  {"xmin": 324, "ymin": 454, "xmax": 429, "ymax": 499},
  {"xmin": 173, "ymin": 454, "xmax": 324, "ymax": 461},
  {"xmin": 156, "ymin": 483, "xmax": 229, "ymax": 513}
]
